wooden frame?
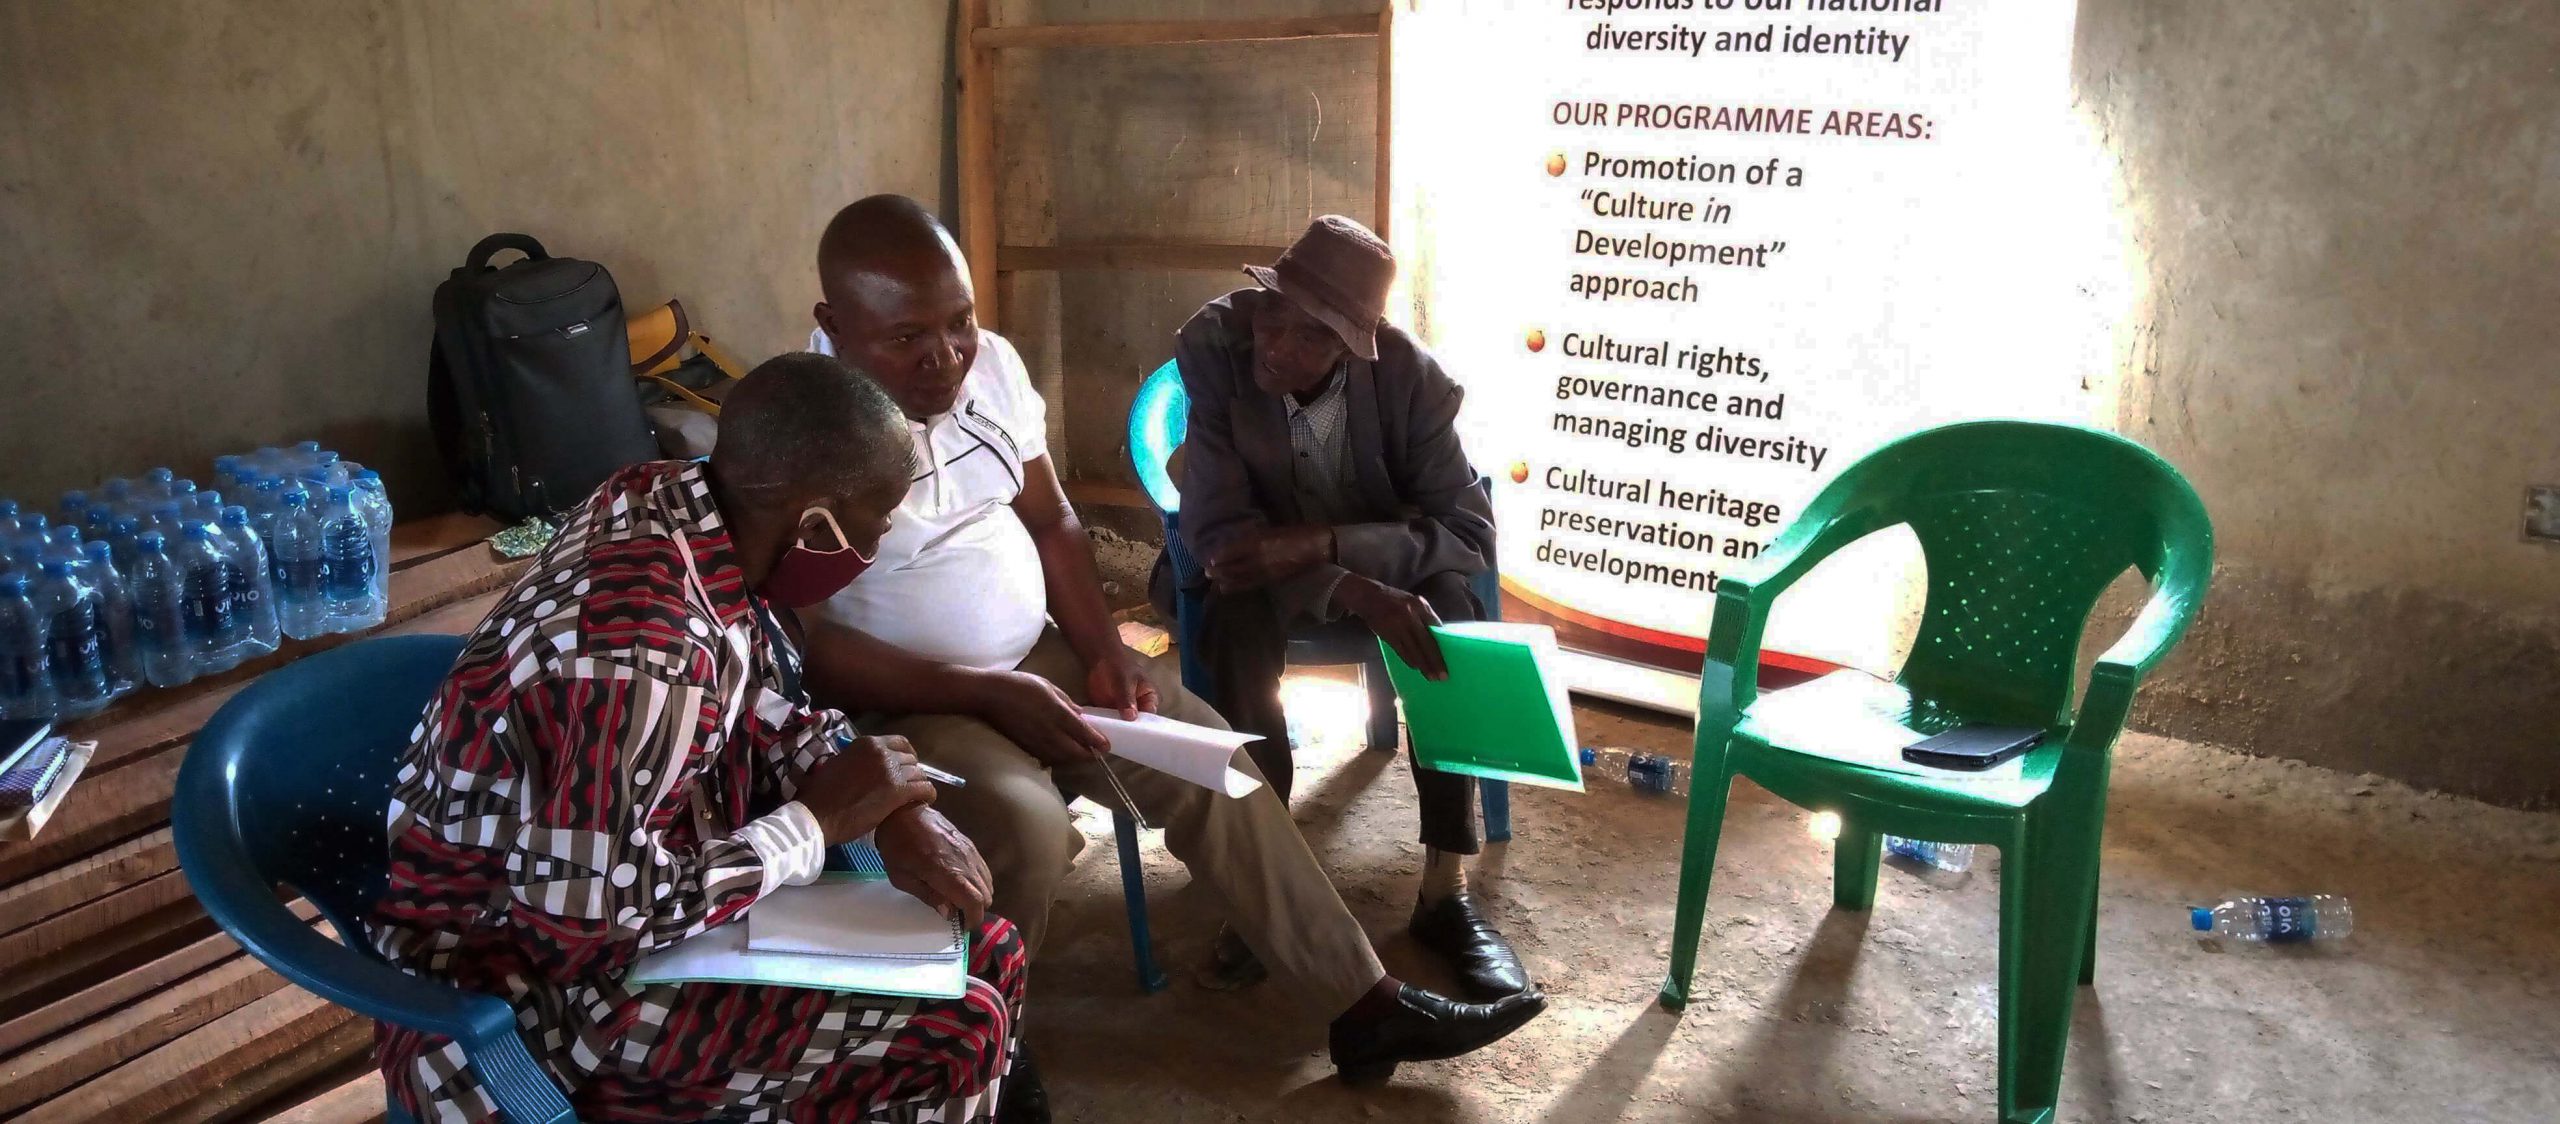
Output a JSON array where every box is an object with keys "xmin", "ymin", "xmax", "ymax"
[{"xmin": 953, "ymin": 6, "xmax": 1395, "ymax": 333}]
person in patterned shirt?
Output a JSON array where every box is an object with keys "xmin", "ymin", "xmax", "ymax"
[{"xmin": 370, "ymin": 353, "xmax": 1039, "ymax": 1123}]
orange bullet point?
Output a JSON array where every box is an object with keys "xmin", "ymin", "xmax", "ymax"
[
  {"xmin": 1545, "ymin": 152, "xmax": 1567, "ymax": 177},
  {"xmin": 1509, "ymin": 461, "xmax": 1530, "ymax": 484},
  {"xmin": 1525, "ymin": 329, "xmax": 1546, "ymax": 353}
]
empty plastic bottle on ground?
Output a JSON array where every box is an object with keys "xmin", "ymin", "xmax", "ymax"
[
  {"xmin": 176, "ymin": 522, "xmax": 240, "ymax": 674},
  {"xmin": 0, "ymin": 574, "xmax": 57, "ymax": 721},
  {"xmin": 2191, "ymin": 896, "xmax": 2353, "ymax": 943},
  {"xmin": 217, "ymin": 506, "xmax": 281, "ymax": 658},
  {"xmin": 1884, "ymin": 835, "xmax": 1976, "ymax": 873},
  {"xmin": 317, "ymin": 486, "xmax": 381, "ymax": 633},
  {"xmin": 83, "ymin": 540, "xmax": 140, "ymax": 697},
  {"xmin": 33, "ymin": 560, "xmax": 114, "ymax": 718},
  {"xmin": 128, "ymin": 531, "xmax": 195, "ymax": 687},
  {"xmin": 271, "ymin": 490, "xmax": 331, "ymax": 640}
]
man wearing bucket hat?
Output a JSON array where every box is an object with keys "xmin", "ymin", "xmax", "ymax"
[{"xmin": 1171, "ymin": 216, "xmax": 1527, "ymax": 1001}]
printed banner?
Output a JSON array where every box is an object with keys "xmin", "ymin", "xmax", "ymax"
[{"xmin": 1393, "ymin": 0, "xmax": 2098, "ymax": 679}]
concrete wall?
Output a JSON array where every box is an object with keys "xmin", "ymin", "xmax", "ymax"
[
  {"xmin": 0, "ymin": 0, "xmax": 950, "ymax": 514},
  {"xmin": 2073, "ymin": 1, "xmax": 2560, "ymax": 804}
]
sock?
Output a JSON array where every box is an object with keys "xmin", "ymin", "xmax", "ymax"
[
  {"xmin": 1338, "ymin": 974, "xmax": 1407, "ymax": 1025},
  {"xmin": 1419, "ymin": 848, "xmax": 1467, "ymax": 905}
]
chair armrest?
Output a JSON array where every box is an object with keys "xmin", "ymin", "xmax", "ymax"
[{"xmin": 1694, "ymin": 581, "xmax": 1774, "ymax": 740}]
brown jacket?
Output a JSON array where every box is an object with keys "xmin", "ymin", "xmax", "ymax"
[{"xmin": 1171, "ymin": 288, "xmax": 1495, "ymax": 622}]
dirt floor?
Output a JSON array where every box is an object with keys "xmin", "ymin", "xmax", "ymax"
[{"xmin": 1018, "ymin": 677, "xmax": 2560, "ymax": 1123}]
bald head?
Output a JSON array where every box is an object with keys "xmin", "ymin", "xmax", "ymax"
[
  {"xmin": 817, "ymin": 194, "xmax": 961, "ymax": 305},
  {"xmin": 811, "ymin": 195, "xmax": 982, "ymax": 419},
  {"xmin": 711, "ymin": 352, "xmax": 912, "ymax": 510}
]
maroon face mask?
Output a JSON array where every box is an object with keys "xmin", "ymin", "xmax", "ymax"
[{"xmin": 759, "ymin": 507, "xmax": 876, "ymax": 609}]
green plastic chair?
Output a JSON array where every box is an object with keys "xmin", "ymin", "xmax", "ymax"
[{"xmin": 1656, "ymin": 420, "xmax": 2212, "ymax": 1124}]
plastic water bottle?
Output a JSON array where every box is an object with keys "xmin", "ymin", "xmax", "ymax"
[
  {"xmin": 108, "ymin": 515, "xmax": 144, "ymax": 574},
  {"xmin": 2191, "ymin": 896, "xmax": 2354, "ymax": 944},
  {"xmin": 59, "ymin": 490, "xmax": 91, "ymax": 528},
  {"xmin": 351, "ymin": 470, "xmax": 394, "ymax": 605},
  {"xmin": 43, "ymin": 526, "xmax": 85, "ymax": 568},
  {"xmin": 217, "ymin": 506, "xmax": 280, "ymax": 657},
  {"xmin": 128, "ymin": 531, "xmax": 193, "ymax": 687},
  {"xmin": 33, "ymin": 560, "xmax": 113, "ymax": 718},
  {"xmin": 12, "ymin": 512, "xmax": 48, "ymax": 556},
  {"xmin": 136, "ymin": 467, "xmax": 177, "ymax": 507},
  {"xmin": 0, "ymin": 575, "xmax": 57, "ymax": 721},
  {"xmin": 318, "ymin": 486, "xmax": 379, "ymax": 633},
  {"xmin": 84, "ymin": 541, "xmax": 140, "ymax": 697},
  {"xmin": 1884, "ymin": 835, "xmax": 1976, "ymax": 873},
  {"xmin": 98, "ymin": 478, "xmax": 133, "ymax": 512},
  {"xmin": 176, "ymin": 523, "xmax": 240, "ymax": 673},
  {"xmin": 302, "ymin": 450, "xmax": 350, "ymax": 489},
  {"xmin": 0, "ymin": 498, "xmax": 16, "ymax": 523},
  {"xmin": 249, "ymin": 478, "xmax": 286, "ymax": 547},
  {"xmin": 1577, "ymin": 745, "xmax": 1691, "ymax": 796},
  {"xmin": 271, "ymin": 489, "xmax": 331, "ymax": 640}
]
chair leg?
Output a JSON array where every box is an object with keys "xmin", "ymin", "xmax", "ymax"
[
  {"xmin": 1480, "ymin": 779, "xmax": 1512, "ymax": 844},
  {"xmin": 1996, "ymin": 815, "xmax": 2099, "ymax": 1124},
  {"xmin": 1658, "ymin": 765, "xmax": 1735, "ymax": 1012},
  {"xmin": 2079, "ymin": 885, "xmax": 2099, "ymax": 986},
  {"xmin": 1113, "ymin": 811, "xmax": 1167, "ymax": 994},
  {"xmin": 1832, "ymin": 823, "xmax": 1882, "ymax": 911},
  {"xmin": 1361, "ymin": 657, "xmax": 1400, "ymax": 753}
]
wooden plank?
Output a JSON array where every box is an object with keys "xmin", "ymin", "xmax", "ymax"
[
  {"xmin": 0, "ymin": 948, "xmax": 291, "ymax": 1113},
  {"xmin": 0, "ymin": 901, "xmax": 217, "ymax": 1025},
  {"xmin": 976, "ymin": 15, "xmax": 1379, "ymax": 49},
  {"xmin": 0, "ymin": 900, "xmax": 317, "ymax": 1058},
  {"xmin": 19, "ymin": 982, "xmax": 355, "ymax": 1124},
  {"xmin": 387, "ymin": 514, "xmax": 498, "ymax": 570},
  {"xmin": 1062, "ymin": 481, "xmax": 1154, "ymax": 510},
  {"xmin": 380, "ymin": 543, "xmax": 523, "ymax": 631},
  {"xmin": 258, "ymin": 1069, "xmax": 387, "ymax": 1124},
  {"xmin": 995, "ymin": 242, "xmax": 1291, "ymax": 274},
  {"xmin": 1375, "ymin": 6, "xmax": 1394, "ymax": 240},
  {"xmin": 0, "ymin": 868, "xmax": 191, "ymax": 969},
  {"xmin": 958, "ymin": 0, "xmax": 999, "ymax": 329},
  {"xmin": 161, "ymin": 1015, "xmax": 373, "ymax": 1124},
  {"xmin": 0, "ymin": 828, "xmax": 173, "ymax": 939}
]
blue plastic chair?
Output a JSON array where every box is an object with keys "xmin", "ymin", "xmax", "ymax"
[
  {"xmin": 1129, "ymin": 359, "xmax": 1513, "ymax": 841},
  {"xmin": 172, "ymin": 634, "xmax": 576, "ymax": 1124}
]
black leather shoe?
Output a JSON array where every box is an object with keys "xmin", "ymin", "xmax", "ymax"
[
  {"xmin": 1408, "ymin": 892, "xmax": 1532, "ymax": 1000},
  {"xmin": 997, "ymin": 1046, "xmax": 1050, "ymax": 1124},
  {"xmin": 1329, "ymin": 984, "xmax": 1545, "ymax": 1085}
]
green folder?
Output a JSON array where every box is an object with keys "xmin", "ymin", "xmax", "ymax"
[{"xmin": 1379, "ymin": 621, "xmax": 1585, "ymax": 792}]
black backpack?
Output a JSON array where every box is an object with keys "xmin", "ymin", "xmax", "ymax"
[{"xmin": 427, "ymin": 234, "xmax": 660, "ymax": 521}]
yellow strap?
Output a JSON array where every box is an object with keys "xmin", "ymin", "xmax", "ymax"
[{"xmin": 637, "ymin": 370, "xmax": 727, "ymax": 416}]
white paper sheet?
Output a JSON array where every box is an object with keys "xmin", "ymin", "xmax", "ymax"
[
  {"xmin": 628, "ymin": 914, "xmax": 966, "ymax": 999},
  {"xmin": 1080, "ymin": 708, "xmax": 1264, "ymax": 797},
  {"xmin": 747, "ymin": 879, "xmax": 965, "ymax": 959}
]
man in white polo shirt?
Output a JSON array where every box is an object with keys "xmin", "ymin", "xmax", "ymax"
[{"xmin": 794, "ymin": 195, "xmax": 1542, "ymax": 1084}]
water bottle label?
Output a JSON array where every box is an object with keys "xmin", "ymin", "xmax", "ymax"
[
  {"xmin": 2257, "ymin": 897, "xmax": 2317, "ymax": 943},
  {"xmin": 280, "ymin": 556, "xmax": 325, "ymax": 595},
  {"xmin": 327, "ymin": 544, "xmax": 375, "ymax": 599},
  {"xmin": 183, "ymin": 571, "xmax": 234, "ymax": 636},
  {"xmin": 3, "ymin": 652, "xmax": 42, "ymax": 696},
  {"xmin": 47, "ymin": 605, "xmax": 107, "ymax": 691},
  {"xmin": 223, "ymin": 562, "xmax": 262, "ymax": 611}
]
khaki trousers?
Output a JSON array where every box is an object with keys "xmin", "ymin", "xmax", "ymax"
[{"xmin": 876, "ymin": 629, "xmax": 1384, "ymax": 1017}]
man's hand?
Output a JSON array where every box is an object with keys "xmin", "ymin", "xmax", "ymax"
[
  {"xmin": 795, "ymin": 735, "xmax": 938, "ymax": 843},
  {"xmin": 874, "ymin": 805, "xmax": 994, "ymax": 931},
  {"xmin": 969, "ymin": 669, "xmax": 1111, "ymax": 765},
  {"xmin": 1084, "ymin": 648, "xmax": 1161, "ymax": 719},
  {"xmin": 1205, "ymin": 525, "xmax": 1335, "ymax": 592},
  {"xmin": 1336, "ymin": 576, "xmax": 1450, "ymax": 681}
]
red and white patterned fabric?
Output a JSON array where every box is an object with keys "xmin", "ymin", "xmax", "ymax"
[{"xmin": 370, "ymin": 461, "xmax": 1022, "ymax": 1123}]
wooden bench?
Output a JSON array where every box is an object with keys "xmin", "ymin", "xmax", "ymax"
[{"xmin": 0, "ymin": 514, "xmax": 529, "ymax": 1123}]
